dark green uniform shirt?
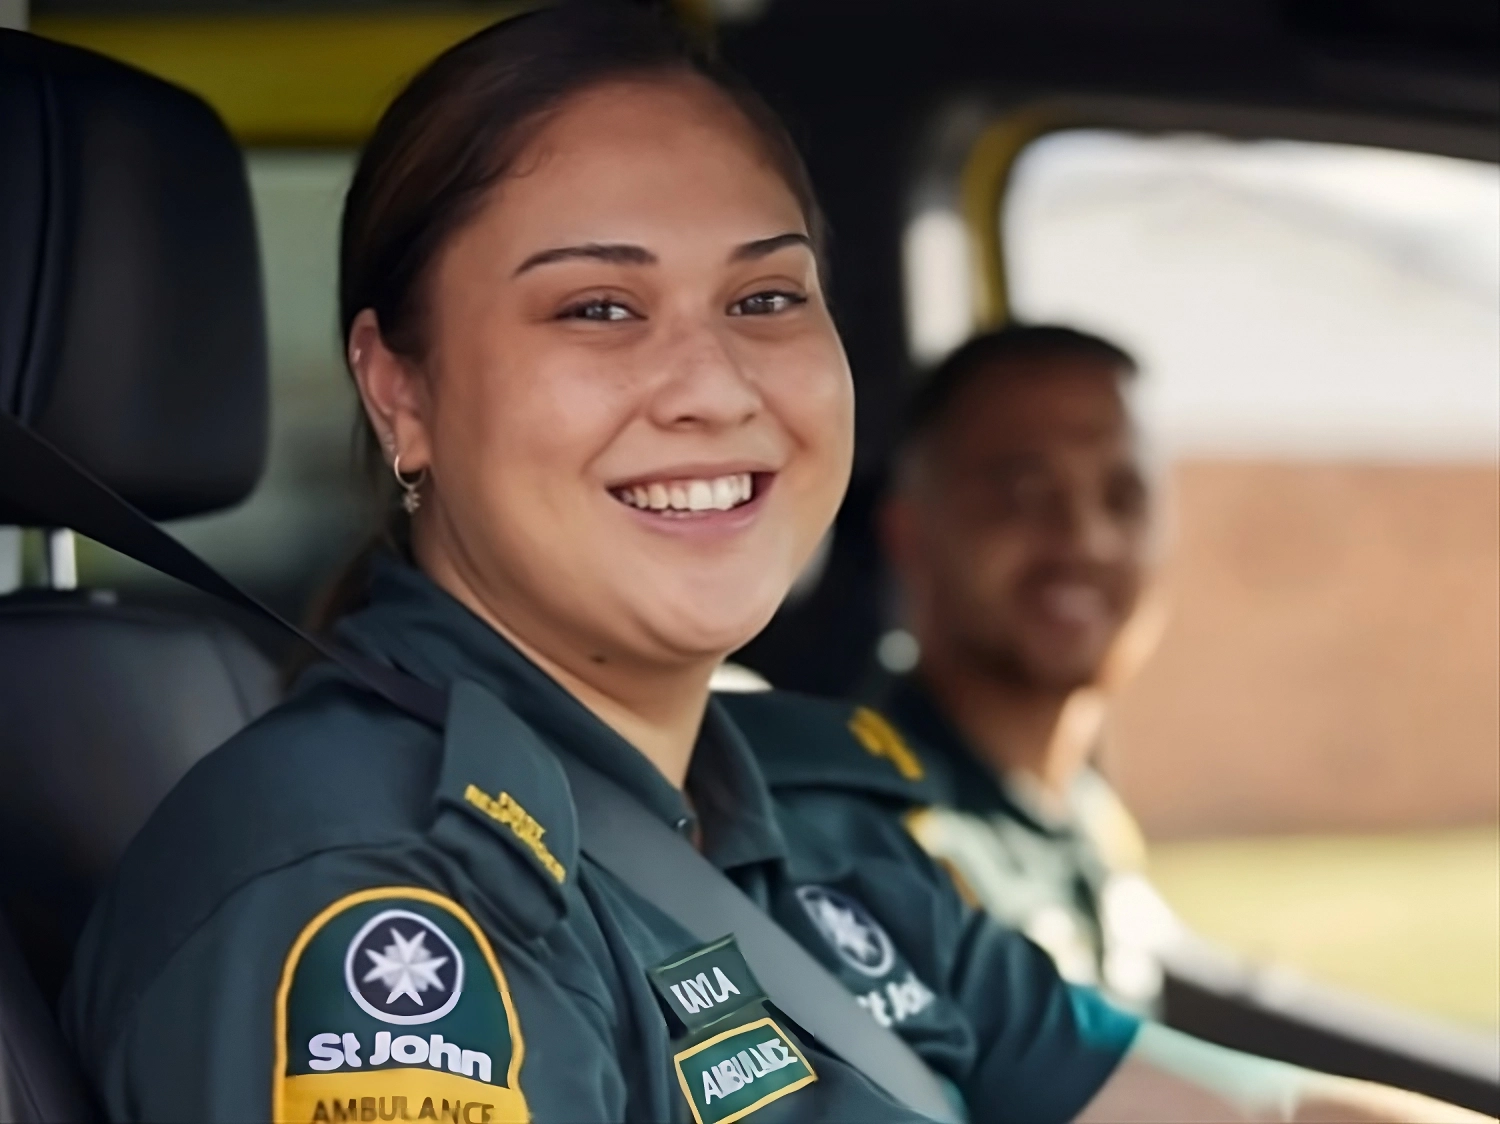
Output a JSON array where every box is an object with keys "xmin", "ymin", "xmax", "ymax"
[
  {"xmin": 63, "ymin": 558, "xmax": 1136, "ymax": 1123},
  {"xmin": 878, "ymin": 677, "xmax": 1168, "ymax": 1011}
]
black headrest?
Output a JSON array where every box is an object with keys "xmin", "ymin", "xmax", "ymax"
[{"xmin": 0, "ymin": 30, "xmax": 267, "ymax": 523}]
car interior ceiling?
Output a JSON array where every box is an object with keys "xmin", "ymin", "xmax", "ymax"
[{"xmin": 0, "ymin": 1, "xmax": 1496, "ymax": 1121}]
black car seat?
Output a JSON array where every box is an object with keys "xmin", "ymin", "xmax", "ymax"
[
  {"xmin": 0, "ymin": 912, "xmax": 92, "ymax": 1124},
  {"xmin": 0, "ymin": 29, "xmax": 278, "ymax": 1118}
]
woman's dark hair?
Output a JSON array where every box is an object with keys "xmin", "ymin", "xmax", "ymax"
[{"xmin": 307, "ymin": 1, "xmax": 826, "ymax": 637}]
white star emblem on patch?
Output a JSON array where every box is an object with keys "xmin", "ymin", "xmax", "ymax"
[
  {"xmin": 363, "ymin": 926, "xmax": 450, "ymax": 1007},
  {"xmin": 811, "ymin": 900, "xmax": 882, "ymax": 965},
  {"xmin": 795, "ymin": 885, "xmax": 897, "ymax": 978},
  {"xmin": 343, "ymin": 907, "xmax": 465, "ymax": 1025}
]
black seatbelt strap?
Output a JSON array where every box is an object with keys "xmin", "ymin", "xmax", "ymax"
[
  {"xmin": 558, "ymin": 753, "xmax": 961, "ymax": 1120},
  {"xmin": 0, "ymin": 411, "xmax": 959, "ymax": 1122},
  {"xmin": 0, "ymin": 411, "xmax": 446, "ymax": 727}
]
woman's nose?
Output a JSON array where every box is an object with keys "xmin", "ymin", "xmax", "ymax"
[{"xmin": 647, "ymin": 321, "xmax": 763, "ymax": 431}]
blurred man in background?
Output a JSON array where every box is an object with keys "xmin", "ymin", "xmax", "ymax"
[{"xmin": 876, "ymin": 323, "xmax": 1177, "ymax": 1011}]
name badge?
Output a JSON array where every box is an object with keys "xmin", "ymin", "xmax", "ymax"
[
  {"xmin": 649, "ymin": 934, "xmax": 766, "ymax": 1035},
  {"xmin": 672, "ymin": 1015, "xmax": 817, "ymax": 1124},
  {"xmin": 650, "ymin": 936, "xmax": 818, "ymax": 1123}
]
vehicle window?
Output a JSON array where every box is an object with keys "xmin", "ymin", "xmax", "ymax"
[
  {"xmin": 75, "ymin": 150, "xmax": 365, "ymax": 625},
  {"xmin": 1002, "ymin": 130, "xmax": 1499, "ymax": 1032}
]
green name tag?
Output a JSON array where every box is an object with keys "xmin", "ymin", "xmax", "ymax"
[
  {"xmin": 672, "ymin": 1015, "xmax": 817, "ymax": 1124},
  {"xmin": 651, "ymin": 936, "xmax": 818, "ymax": 1121},
  {"xmin": 649, "ymin": 935, "xmax": 766, "ymax": 1035}
]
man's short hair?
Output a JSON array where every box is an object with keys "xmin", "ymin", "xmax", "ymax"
[{"xmin": 902, "ymin": 323, "xmax": 1137, "ymax": 452}]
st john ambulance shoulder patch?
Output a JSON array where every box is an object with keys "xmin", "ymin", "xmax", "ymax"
[
  {"xmin": 273, "ymin": 887, "xmax": 529, "ymax": 1124},
  {"xmin": 673, "ymin": 1015, "xmax": 817, "ymax": 1124}
]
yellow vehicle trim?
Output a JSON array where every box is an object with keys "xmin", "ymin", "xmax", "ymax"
[
  {"xmin": 958, "ymin": 105, "xmax": 1071, "ymax": 329},
  {"xmin": 32, "ymin": 6, "xmax": 535, "ymax": 145}
]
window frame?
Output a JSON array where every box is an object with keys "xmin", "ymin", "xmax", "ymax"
[
  {"xmin": 939, "ymin": 96, "xmax": 1500, "ymax": 1113},
  {"xmin": 952, "ymin": 95, "xmax": 1498, "ymax": 336}
]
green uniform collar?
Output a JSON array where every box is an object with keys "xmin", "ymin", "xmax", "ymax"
[
  {"xmin": 718, "ymin": 690, "xmax": 940, "ymax": 806},
  {"xmin": 337, "ymin": 555, "xmax": 788, "ymax": 875},
  {"xmin": 880, "ymin": 674, "xmax": 1078, "ymax": 839}
]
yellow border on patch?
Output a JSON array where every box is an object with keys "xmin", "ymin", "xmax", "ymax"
[
  {"xmin": 672, "ymin": 1015, "xmax": 818, "ymax": 1124},
  {"xmin": 271, "ymin": 885, "xmax": 528, "ymax": 1123}
]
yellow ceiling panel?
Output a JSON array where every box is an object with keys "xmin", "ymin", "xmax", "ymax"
[{"xmin": 32, "ymin": 6, "xmax": 535, "ymax": 145}]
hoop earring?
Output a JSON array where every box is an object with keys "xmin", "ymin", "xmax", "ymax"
[{"xmin": 392, "ymin": 454, "xmax": 427, "ymax": 515}]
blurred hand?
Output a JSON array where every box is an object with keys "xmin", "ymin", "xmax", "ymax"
[
  {"xmin": 1293, "ymin": 1078, "xmax": 1495, "ymax": 1124},
  {"xmin": 1080, "ymin": 1023, "xmax": 1497, "ymax": 1124}
]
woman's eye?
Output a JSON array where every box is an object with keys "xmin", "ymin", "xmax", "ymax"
[
  {"xmin": 729, "ymin": 290, "xmax": 807, "ymax": 317},
  {"xmin": 559, "ymin": 298, "xmax": 636, "ymax": 322}
]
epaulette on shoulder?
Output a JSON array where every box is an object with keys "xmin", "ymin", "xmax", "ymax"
[
  {"xmin": 438, "ymin": 680, "xmax": 578, "ymax": 921},
  {"xmin": 716, "ymin": 689, "xmax": 937, "ymax": 805}
]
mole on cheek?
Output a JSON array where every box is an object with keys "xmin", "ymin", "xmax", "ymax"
[{"xmin": 590, "ymin": 653, "xmax": 608, "ymax": 664}]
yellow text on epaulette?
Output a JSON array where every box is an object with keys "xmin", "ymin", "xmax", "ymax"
[
  {"xmin": 464, "ymin": 785, "xmax": 567, "ymax": 884},
  {"xmin": 847, "ymin": 707, "xmax": 925, "ymax": 782}
]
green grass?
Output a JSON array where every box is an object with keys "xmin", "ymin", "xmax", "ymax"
[{"xmin": 1149, "ymin": 826, "xmax": 1500, "ymax": 1031}]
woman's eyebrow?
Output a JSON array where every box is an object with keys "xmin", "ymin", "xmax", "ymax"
[
  {"xmin": 731, "ymin": 232, "xmax": 812, "ymax": 261},
  {"xmin": 513, "ymin": 242, "xmax": 657, "ymax": 276}
]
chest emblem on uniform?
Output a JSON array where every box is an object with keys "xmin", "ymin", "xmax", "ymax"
[
  {"xmin": 345, "ymin": 908, "xmax": 464, "ymax": 1024},
  {"xmin": 794, "ymin": 886, "xmax": 895, "ymax": 978}
]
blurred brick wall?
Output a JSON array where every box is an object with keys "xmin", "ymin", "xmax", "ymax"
[{"xmin": 1111, "ymin": 459, "xmax": 1500, "ymax": 840}]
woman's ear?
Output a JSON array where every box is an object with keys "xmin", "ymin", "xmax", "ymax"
[{"xmin": 348, "ymin": 309, "xmax": 431, "ymax": 470}]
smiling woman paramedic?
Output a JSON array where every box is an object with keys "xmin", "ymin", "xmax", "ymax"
[{"xmin": 61, "ymin": 6, "xmax": 1481, "ymax": 1123}]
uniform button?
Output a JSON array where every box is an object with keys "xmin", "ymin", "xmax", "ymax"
[{"xmin": 673, "ymin": 816, "xmax": 694, "ymax": 836}]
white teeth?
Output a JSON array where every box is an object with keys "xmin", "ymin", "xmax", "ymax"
[{"xmin": 614, "ymin": 472, "xmax": 757, "ymax": 514}]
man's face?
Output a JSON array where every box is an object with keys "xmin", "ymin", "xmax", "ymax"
[{"xmin": 888, "ymin": 357, "xmax": 1152, "ymax": 691}]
